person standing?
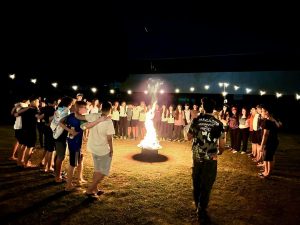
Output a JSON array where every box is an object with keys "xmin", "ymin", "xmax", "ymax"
[{"xmin": 188, "ymin": 98, "xmax": 225, "ymax": 223}]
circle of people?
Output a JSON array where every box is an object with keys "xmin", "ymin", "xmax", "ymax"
[{"xmin": 9, "ymin": 92, "xmax": 281, "ymax": 197}]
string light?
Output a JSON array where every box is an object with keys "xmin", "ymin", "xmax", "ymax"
[
  {"xmin": 9, "ymin": 74, "xmax": 15, "ymax": 80},
  {"xmin": 91, "ymin": 87, "xmax": 97, "ymax": 93},
  {"xmin": 245, "ymin": 88, "xmax": 252, "ymax": 94},
  {"xmin": 31, "ymin": 78, "xmax": 37, "ymax": 84}
]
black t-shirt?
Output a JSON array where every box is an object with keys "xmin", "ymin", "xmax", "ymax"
[
  {"xmin": 262, "ymin": 119, "xmax": 279, "ymax": 148},
  {"xmin": 41, "ymin": 106, "xmax": 56, "ymax": 125},
  {"xmin": 189, "ymin": 114, "xmax": 224, "ymax": 162},
  {"xmin": 21, "ymin": 107, "xmax": 38, "ymax": 131}
]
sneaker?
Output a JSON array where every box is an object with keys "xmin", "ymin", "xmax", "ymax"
[{"xmin": 240, "ymin": 151, "xmax": 246, "ymax": 155}]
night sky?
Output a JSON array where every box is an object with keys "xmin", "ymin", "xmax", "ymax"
[{"xmin": 1, "ymin": 4, "xmax": 300, "ymax": 95}]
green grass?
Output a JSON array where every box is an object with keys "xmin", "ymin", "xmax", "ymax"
[{"xmin": 0, "ymin": 126, "xmax": 299, "ymax": 225}]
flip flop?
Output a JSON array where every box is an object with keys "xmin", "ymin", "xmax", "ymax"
[{"xmin": 96, "ymin": 190, "xmax": 104, "ymax": 196}]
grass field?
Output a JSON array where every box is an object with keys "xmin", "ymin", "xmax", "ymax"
[{"xmin": 0, "ymin": 126, "xmax": 300, "ymax": 225}]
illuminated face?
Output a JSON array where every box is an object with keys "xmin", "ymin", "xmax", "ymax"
[
  {"xmin": 242, "ymin": 108, "xmax": 246, "ymax": 115},
  {"xmin": 193, "ymin": 105, "xmax": 197, "ymax": 110},
  {"xmin": 185, "ymin": 105, "xmax": 189, "ymax": 110},
  {"xmin": 223, "ymin": 105, "xmax": 227, "ymax": 111},
  {"xmin": 232, "ymin": 108, "xmax": 237, "ymax": 114},
  {"xmin": 256, "ymin": 107, "xmax": 262, "ymax": 114},
  {"xmin": 77, "ymin": 105, "xmax": 87, "ymax": 115},
  {"xmin": 33, "ymin": 99, "xmax": 39, "ymax": 108},
  {"xmin": 250, "ymin": 108, "xmax": 256, "ymax": 115},
  {"xmin": 77, "ymin": 95, "xmax": 83, "ymax": 101},
  {"xmin": 261, "ymin": 108, "xmax": 269, "ymax": 119}
]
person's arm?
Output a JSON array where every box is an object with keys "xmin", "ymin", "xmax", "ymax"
[
  {"xmin": 107, "ymin": 134, "xmax": 113, "ymax": 157},
  {"xmin": 59, "ymin": 117, "xmax": 78, "ymax": 137},
  {"xmin": 187, "ymin": 132, "xmax": 193, "ymax": 141},
  {"xmin": 11, "ymin": 104, "xmax": 20, "ymax": 115},
  {"xmin": 14, "ymin": 107, "xmax": 30, "ymax": 117},
  {"xmin": 81, "ymin": 116, "xmax": 109, "ymax": 130},
  {"xmin": 270, "ymin": 116, "xmax": 282, "ymax": 128},
  {"xmin": 36, "ymin": 113, "xmax": 45, "ymax": 120},
  {"xmin": 74, "ymin": 112, "xmax": 86, "ymax": 121},
  {"xmin": 260, "ymin": 129, "xmax": 269, "ymax": 152},
  {"xmin": 218, "ymin": 133, "xmax": 225, "ymax": 154},
  {"xmin": 187, "ymin": 119, "xmax": 195, "ymax": 141}
]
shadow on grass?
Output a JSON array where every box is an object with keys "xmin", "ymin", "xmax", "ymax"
[
  {"xmin": 49, "ymin": 196, "xmax": 100, "ymax": 224},
  {"xmin": 132, "ymin": 153, "xmax": 168, "ymax": 163},
  {"xmin": 0, "ymin": 190, "xmax": 72, "ymax": 224},
  {"xmin": 0, "ymin": 174, "xmax": 51, "ymax": 189},
  {"xmin": 0, "ymin": 179, "xmax": 60, "ymax": 202}
]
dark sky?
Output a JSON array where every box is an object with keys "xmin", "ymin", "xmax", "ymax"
[{"xmin": 1, "ymin": 3, "xmax": 300, "ymax": 86}]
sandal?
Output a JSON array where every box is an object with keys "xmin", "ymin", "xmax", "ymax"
[{"xmin": 96, "ymin": 190, "xmax": 104, "ymax": 196}]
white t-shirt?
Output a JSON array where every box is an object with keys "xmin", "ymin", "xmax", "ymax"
[
  {"xmin": 184, "ymin": 109, "xmax": 191, "ymax": 124},
  {"xmin": 111, "ymin": 110, "xmax": 120, "ymax": 121},
  {"xmin": 14, "ymin": 107, "xmax": 22, "ymax": 130},
  {"xmin": 119, "ymin": 106, "xmax": 127, "ymax": 117},
  {"xmin": 90, "ymin": 106, "xmax": 99, "ymax": 114},
  {"xmin": 14, "ymin": 103, "xmax": 28, "ymax": 130},
  {"xmin": 85, "ymin": 114, "xmax": 115, "ymax": 156}
]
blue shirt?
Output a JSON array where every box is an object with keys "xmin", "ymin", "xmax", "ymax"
[{"xmin": 65, "ymin": 113, "xmax": 84, "ymax": 152}]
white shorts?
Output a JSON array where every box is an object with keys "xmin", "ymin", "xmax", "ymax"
[{"xmin": 92, "ymin": 153, "xmax": 112, "ymax": 176}]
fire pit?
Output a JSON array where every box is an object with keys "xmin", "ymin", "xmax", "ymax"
[{"xmin": 137, "ymin": 78, "xmax": 163, "ymax": 154}]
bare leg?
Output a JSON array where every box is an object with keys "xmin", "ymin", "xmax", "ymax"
[
  {"xmin": 55, "ymin": 157, "xmax": 64, "ymax": 182},
  {"xmin": 128, "ymin": 127, "xmax": 132, "ymax": 139},
  {"xmin": 39, "ymin": 150, "xmax": 47, "ymax": 167},
  {"xmin": 77, "ymin": 155, "xmax": 86, "ymax": 182},
  {"xmin": 10, "ymin": 140, "xmax": 19, "ymax": 160},
  {"xmin": 44, "ymin": 152, "xmax": 54, "ymax": 172},
  {"xmin": 24, "ymin": 147, "xmax": 34, "ymax": 167},
  {"xmin": 66, "ymin": 165, "xmax": 75, "ymax": 189},
  {"xmin": 87, "ymin": 172, "xmax": 104, "ymax": 194},
  {"xmin": 17, "ymin": 145, "xmax": 26, "ymax": 166},
  {"xmin": 252, "ymin": 143, "xmax": 257, "ymax": 157}
]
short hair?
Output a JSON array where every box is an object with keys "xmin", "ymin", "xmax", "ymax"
[
  {"xmin": 201, "ymin": 97, "xmax": 216, "ymax": 113},
  {"xmin": 102, "ymin": 101, "xmax": 112, "ymax": 114},
  {"xmin": 75, "ymin": 101, "xmax": 87, "ymax": 108},
  {"xmin": 76, "ymin": 93, "xmax": 83, "ymax": 97},
  {"xmin": 261, "ymin": 104, "xmax": 272, "ymax": 114},
  {"xmin": 58, "ymin": 96, "xmax": 73, "ymax": 107},
  {"xmin": 29, "ymin": 96, "xmax": 38, "ymax": 102}
]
